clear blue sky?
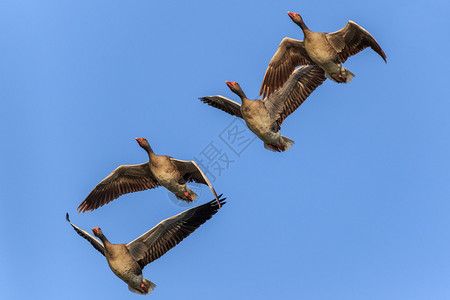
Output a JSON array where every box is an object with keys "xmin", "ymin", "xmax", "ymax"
[{"xmin": 1, "ymin": 0, "xmax": 449, "ymax": 299}]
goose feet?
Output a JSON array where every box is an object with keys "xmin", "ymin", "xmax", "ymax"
[
  {"xmin": 268, "ymin": 143, "xmax": 283, "ymax": 152},
  {"xmin": 326, "ymin": 71, "xmax": 348, "ymax": 83},
  {"xmin": 276, "ymin": 142, "xmax": 285, "ymax": 151},
  {"xmin": 184, "ymin": 191, "xmax": 193, "ymax": 201},
  {"xmin": 140, "ymin": 283, "xmax": 149, "ymax": 294}
]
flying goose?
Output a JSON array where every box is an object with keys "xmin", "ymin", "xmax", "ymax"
[
  {"xmin": 200, "ymin": 65, "xmax": 325, "ymax": 152},
  {"xmin": 77, "ymin": 138, "xmax": 220, "ymax": 213},
  {"xmin": 260, "ymin": 12, "xmax": 387, "ymax": 98},
  {"xmin": 67, "ymin": 196, "xmax": 225, "ymax": 294}
]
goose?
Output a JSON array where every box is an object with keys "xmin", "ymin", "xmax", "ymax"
[
  {"xmin": 200, "ymin": 65, "xmax": 325, "ymax": 152},
  {"xmin": 260, "ymin": 12, "xmax": 387, "ymax": 98},
  {"xmin": 77, "ymin": 138, "xmax": 220, "ymax": 213},
  {"xmin": 67, "ymin": 196, "xmax": 225, "ymax": 295}
]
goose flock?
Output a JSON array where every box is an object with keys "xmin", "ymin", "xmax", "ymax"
[{"xmin": 67, "ymin": 11, "xmax": 386, "ymax": 295}]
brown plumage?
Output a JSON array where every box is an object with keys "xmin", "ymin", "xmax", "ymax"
[
  {"xmin": 260, "ymin": 12, "xmax": 387, "ymax": 98},
  {"xmin": 77, "ymin": 138, "xmax": 220, "ymax": 213},
  {"xmin": 200, "ymin": 65, "xmax": 325, "ymax": 152},
  {"xmin": 67, "ymin": 196, "xmax": 226, "ymax": 295}
]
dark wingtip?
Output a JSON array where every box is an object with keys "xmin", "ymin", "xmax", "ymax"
[
  {"xmin": 77, "ymin": 202, "xmax": 88, "ymax": 214},
  {"xmin": 379, "ymin": 52, "xmax": 387, "ymax": 63},
  {"xmin": 213, "ymin": 194, "xmax": 227, "ymax": 208},
  {"xmin": 199, "ymin": 97, "xmax": 209, "ymax": 104},
  {"xmin": 66, "ymin": 213, "xmax": 70, "ymax": 222},
  {"xmin": 377, "ymin": 48, "xmax": 387, "ymax": 63}
]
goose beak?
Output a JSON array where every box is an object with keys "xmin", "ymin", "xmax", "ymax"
[
  {"xmin": 225, "ymin": 81, "xmax": 235, "ymax": 88},
  {"xmin": 136, "ymin": 138, "xmax": 143, "ymax": 144},
  {"xmin": 287, "ymin": 11, "xmax": 297, "ymax": 20}
]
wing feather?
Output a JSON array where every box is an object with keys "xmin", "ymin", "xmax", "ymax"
[
  {"xmin": 263, "ymin": 65, "xmax": 326, "ymax": 125},
  {"xmin": 66, "ymin": 213, "xmax": 105, "ymax": 256},
  {"xmin": 126, "ymin": 197, "xmax": 226, "ymax": 269},
  {"xmin": 260, "ymin": 38, "xmax": 312, "ymax": 98},
  {"xmin": 199, "ymin": 96, "xmax": 243, "ymax": 118},
  {"xmin": 170, "ymin": 159, "xmax": 221, "ymax": 207},
  {"xmin": 77, "ymin": 163, "xmax": 159, "ymax": 213},
  {"xmin": 326, "ymin": 20, "xmax": 387, "ymax": 63}
]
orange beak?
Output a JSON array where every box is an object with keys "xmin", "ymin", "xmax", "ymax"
[
  {"xmin": 287, "ymin": 11, "xmax": 296, "ymax": 19},
  {"xmin": 225, "ymin": 81, "xmax": 236, "ymax": 88}
]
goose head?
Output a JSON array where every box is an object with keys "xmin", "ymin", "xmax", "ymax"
[
  {"xmin": 225, "ymin": 81, "xmax": 246, "ymax": 99},
  {"xmin": 287, "ymin": 11, "xmax": 307, "ymax": 30},
  {"xmin": 226, "ymin": 81, "xmax": 240, "ymax": 92},
  {"xmin": 92, "ymin": 227, "xmax": 104, "ymax": 238},
  {"xmin": 135, "ymin": 137, "xmax": 153, "ymax": 153}
]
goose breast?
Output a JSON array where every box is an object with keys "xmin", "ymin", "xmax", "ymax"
[
  {"xmin": 242, "ymin": 101, "xmax": 280, "ymax": 143},
  {"xmin": 305, "ymin": 34, "xmax": 337, "ymax": 64}
]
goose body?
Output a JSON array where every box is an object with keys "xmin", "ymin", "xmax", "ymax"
[
  {"xmin": 103, "ymin": 244, "xmax": 149, "ymax": 293},
  {"xmin": 301, "ymin": 21, "xmax": 356, "ymax": 83},
  {"xmin": 67, "ymin": 196, "xmax": 226, "ymax": 294},
  {"xmin": 304, "ymin": 33, "xmax": 347, "ymax": 79},
  {"xmin": 259, "ymin": 12, "xmax": 387, "ymax": 98},
  {"xmin": 240, "ymin": 97, "xmax": 283, "ymax": 149},
  {"xmin": 200, "ymin": 65, "xmax": 325, "ymax": 152},
  {"xmin": 77, "ymin": 138, "xmax": 220, "ymax": 213},
  {"xmin": 148, "ymin": 154, "xmax": 192, "ymax": 200},
  {"xmin": 205, "ymin": 84, "xmax": 290, "ymax": 152}
]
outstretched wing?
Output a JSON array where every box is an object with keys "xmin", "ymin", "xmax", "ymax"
[
  {"xmin": 264, "ymin": 65, "xmax": 326, "ymax": 126},
  {"xmin": 126, "ymin": 197, "xmax": 226, "ymax": 269},
  {"xmin": 326, "ymin": 20, "xmax": 387, "ymax": 63},
  {"xmin": 199, "ymin": 96, "xmax": 243, "ymax": 118},
  {"xmin": 77, "ymin": 163, "xmax": 159, "ymax": 213},
  {"xmin": 260, "ymin": 37, "xmax": 312, "ymax": 98},
  {"xmin": 66, "ymin": 213, "xmax": 105, "ymax": 256},
  {"xmin": 170, "ymin": 159, "xmax": 221, "ymax": 207}
]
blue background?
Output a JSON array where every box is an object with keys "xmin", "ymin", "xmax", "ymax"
[{"xmin": 1, "ymin": 0, "xmax": 449, "ymax": 299}]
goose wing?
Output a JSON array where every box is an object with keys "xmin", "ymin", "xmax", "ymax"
[
  {"xmin": 199, "ymin": 96, "xmax": 243, "ymax": 118},
  {"xmin": 326, "ymin": 20, "xmax": 387, "ymax": 63},
  {"xmin": 170, "ymin": 159, "xmax": 221, "ymax": 207},
  {"xmin": 66, "ymin": 213, "xmax": 105, "ymax": 256},
  {"xmin": 126, "ymin": 197, "xmax": 226, "ymax": 269},
  {"xmin": 264, "ymin": 65, "xmax": 326, "ymax": 126},
  {"xmin": 260, "ymin": 37, "xmax": 312, "ymax": 98},
  {"xmin": 77, "ymin": 163, "xmax": 159, "ymax": 213}
]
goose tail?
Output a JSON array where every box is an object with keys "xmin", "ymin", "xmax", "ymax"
[
  {"xmin": 326, "ymin": 67, "xmax": 355, "ymax": 83},
  {"xmin": 264, "ymin": 136, "xmax": 295, "ymax": 152},
  {"xmin": 128, "ymin": 278, "xmax": 157, "ymax": 295}
]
